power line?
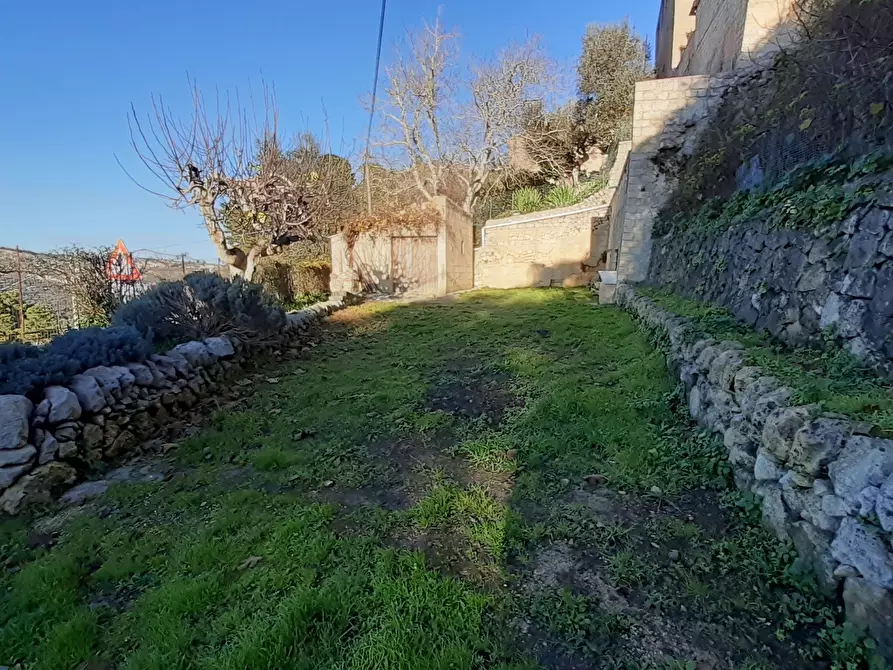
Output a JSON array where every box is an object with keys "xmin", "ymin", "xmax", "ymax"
[{"xmin": 364, "ymin": 0, "xmax": 388, "ymax": 216}]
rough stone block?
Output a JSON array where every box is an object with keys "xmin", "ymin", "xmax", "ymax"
[{"xmin": 0, "ymin": 395, "xmax": 33, "ymax": 452}]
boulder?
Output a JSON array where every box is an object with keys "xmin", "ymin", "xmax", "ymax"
[
  {"xmin": 732, "ymin": 366, "xmax": 762, "ymax": 399},
  {"xmin": 81, "ymin": 423, "xmax": 104, "ymax": 449},
  {"xmin": 0, "ymin": 462, "xmax": 77, "ymax": 514},
  {"xmin": 830, "ymin": 517, "xmax": 893, "ymax": 588},
  {"xmin": 724, "ymin": 414, "xmax": 759, "ymax": 456},
  {"xmin": 787, "ymin": 416, "xmax": 853, "ymax": 477},
  {"xmin": 760, "ymin": 486, "xmax": 792, "ymax": 541},
  {"xmin": 762, "ymin": 405, "xmax": 813, "ymax": 461},
  {"xmin": 0, "ymin": 395, "xmax": 33, "ymax": 451},
  {"xmin": 109, "ymin": 366, "xmax": 136, "ymax": 394},
  {"xmin": 68, "ymin": 375, "xmax": 106, "ymax": 413},
  {"xmin": 149, "ymin": 354, "xmax": 185, "ymax": 378},
  {"xmin": 204, "ymin": 336, "xmax": 235, "ymax": 359},
  {"xmin": 105, "ymin": 430, "xmax": 135, "ymax": 459},
  {"xmin": 0, "ymin": 445, "xmax": 36, "ymax": 468},
  {"xmin": 171, "ymin": 341, "xmax": 214, "ymax": 367},
  {"xmin": 54, "ymin": 422, "xmax": 79, "ymax": 442},
  {"xmin": 822, "ymin": 494, "xmax": 854, "ymax": 518},
  {"xmin": 750, "ymin": 387, "xmax": 794, "ymax": 429},
  {"xmin": 44, "ymin": 386, "xmax": 82, "ymax": 424},
  {"xmin": 708, "ymin": 349, "xmax": 744, "ymax": 390},
  {"xmin": 829, "ymin": 436, "xmax": 893, "ymax": 504},
  {"xmin": 127, "ymin": 363, "xmax": 155, "ymax": 387},
  {"xmin": 843, "ymin": 577, "xmax": 893, "ymax": 661}
]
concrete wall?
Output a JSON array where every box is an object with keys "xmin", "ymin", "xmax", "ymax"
[
  {"xmin": 329, "ymin": 197, "xmax": 472, "ymax": 297},
  {"xmin": 475, "ymin": 203, "xmax": 610, "ymax": 289}
]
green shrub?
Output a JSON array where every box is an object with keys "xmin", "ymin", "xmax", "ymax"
[
  {"xmin": 511, "ymin": 187, "xmax": 544, "ymax": 214},
  {"xmin": 545, "ymin": 185, "xmax": 577, "ymax": 208},
  {"xmin": 113, "ymin": 273, "xmax": 286, "ymax": 344}
]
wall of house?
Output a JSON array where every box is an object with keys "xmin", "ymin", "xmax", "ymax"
[
  {"xmin": 655, "ymin": 0, "xmax": 698, "ymax": 77},
  {"xmin": 474, "ymin": 202, "xmax": 610, "ymax": 289},
  {"xmin": 443, "ymin": 198, "xmax": 474, "ymax": 294}
]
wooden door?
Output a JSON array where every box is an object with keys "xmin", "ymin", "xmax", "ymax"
[{"xmin": 391, "ymin": 236, "xmax": 438, "ymax": 295}]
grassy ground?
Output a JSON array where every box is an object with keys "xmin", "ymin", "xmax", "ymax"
[
  {"xmin": 636, "ymin": 286, "xmax": 893, "ymax": 435},
  {"xmin": 0, "ymin": 289, "xmax": 879, "ymax": 669}
]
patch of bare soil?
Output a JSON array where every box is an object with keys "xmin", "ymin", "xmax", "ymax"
[
  {"xmin": 427, "ymin": 361, "xmax": 522, "ymax": 425},
  {"xmin": 512, "ymin": 484, "xmax": 814, "ymax": 670}
]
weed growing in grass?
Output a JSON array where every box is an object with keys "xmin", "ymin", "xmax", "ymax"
[
  {"xmin": 606, "ymin": 550, "xmax": 648, "ymax": 587},
  {"xmin": 530, "ymin": 588, "xmax": 630, "ymax": 656}
]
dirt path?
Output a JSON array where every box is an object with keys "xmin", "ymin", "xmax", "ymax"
[{"xmin": 1, "ymin": 290, "xmax": 858, "ymax": 670}]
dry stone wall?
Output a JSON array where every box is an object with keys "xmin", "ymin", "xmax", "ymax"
[
  {"xmin": 617, "ymin": 283, "xmax": 893, "ymax": 658},
  {"xmin": 0, "ymin": 298, "xmax": 348, "ymax": 515},
  {"xmin": 648, "ymin": 190, "xmax": 893, "ymax": 377}
]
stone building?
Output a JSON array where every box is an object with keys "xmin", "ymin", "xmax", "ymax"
[{"xmin": 655, "ymin": 0, "xmax": 796, "ymax": 78}]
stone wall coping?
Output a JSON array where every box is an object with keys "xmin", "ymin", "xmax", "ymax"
[{"xmin": 479, "ymin": 202, "xmax": 610, "ymax": 249}]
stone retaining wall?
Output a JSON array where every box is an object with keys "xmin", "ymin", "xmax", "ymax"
[
  {"xmin": 0, "ymin": 298, "xmax": 349, "ymax": 515},
  {"xmin": 616, "ymin": 283, "xmax": 893, "ymax": 657}
]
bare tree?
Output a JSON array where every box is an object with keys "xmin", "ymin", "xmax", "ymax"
[
  {"xmin": 123, "ymin": 83, "xmax": 355, "ymax": 281},
  {"xmin": 376, "ymin": 20, "xmax": 554, "ymax": 215}
]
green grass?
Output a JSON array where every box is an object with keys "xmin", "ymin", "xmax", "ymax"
[
  {"xmin": 0, "ymin": 289, "xmax": 879, "ymax": 669},
  {"xmin": 638, "ymin": 285, "xmax": 893, "ymax": 433}
]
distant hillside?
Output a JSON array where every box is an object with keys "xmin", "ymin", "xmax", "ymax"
[{"xmin": 0, "ymin": 247, "xmax": 227, "ymax": 324}]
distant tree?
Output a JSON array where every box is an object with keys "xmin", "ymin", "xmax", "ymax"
[
  {"xmin": 124, "ymin": 83, "xmax": 356, "ymax": 281},
  {"xmin": 577, "ymin": 21, "xmax": 652, "ymax": 153},
  {"xmin": 0, "ymin": 291, "xmax": 57, "ymax": 342},
  {"xmin": 520, "ymin": 101, "xmax": 585, "ymax": 184},
  {"xmin": 377, "ymin": 19, "xmax": 554, "ymax": 215}
]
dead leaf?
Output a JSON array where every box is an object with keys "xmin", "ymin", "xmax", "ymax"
[
  {"xmin": 270, "ymin": 408, "xmax": 283, "ymax": 415},
  {"xmin": 871, "ymin": 102, "xmax": 885, "ymax": 116},
  {"xmin": 238, "ymin": 556, "xmax": 264, "ymax": 570},
  {"xmin": 266, "ymin": 377, "xmax": 281, "ymax": 384},
  {"xmin": 161, "ymin": 442, "xmax": 179, "ymax": 454},
  {"xmin": 235, "ymin": 379, "xmax": 253, "ymax": 387}
]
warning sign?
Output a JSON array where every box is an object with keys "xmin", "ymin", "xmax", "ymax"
[{"xmin": 106, "ymin": 240, "xmax": 142, "ymax": 282}]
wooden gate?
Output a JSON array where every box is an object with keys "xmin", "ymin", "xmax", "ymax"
[{"xmin": 391, "ymin": 236, "xmax": 438, "ymax": 295}]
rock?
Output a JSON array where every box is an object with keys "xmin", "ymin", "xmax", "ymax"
[
  {"xmin": 880, "ymin": 231, "xmax": 893, "ymax": 258},
  {"xmin": 33, "ymin": 398, "xmax": 50, "ymax": 423},
  {"xmin": 796, "ymin": 263, "xmax": 827, "ymax": 291},
  {"xmin": 171, "ymin": 341, "xmax": 214, "ymax": 367},
  {"xmin": 668, "ymin": 549, "xmax": 680, "ymax": 562},
  {"xmin": 859, "ymin": 486, "xmax": 880, "ymax": 516},
  {"xmin": 754, "ymin": 449, "xmax": 785, "ymax": 481},
  {"xmin": 695, "ymin": 344, "xmax": 722, "ymax": 374},
  {"xmin": 762, "ymin": 406, "xmax": 813, "ymax": 461},
  {"xmin": 813, "ymin": 478, "xmax": 833, "ymax": 496},
  {"xmin": 787, "ymin": 416, "xmax": 853, "ymax": 477},
  {"xmin": 0, "ymin": 445, "xmax": 36, "ymax": 468},
  {"xmin": 837, "ymin": 299, "xmax": 869, "ymax": 337},
  {"xmin": 44, "ymin": 386, "xmax": 82, "ymax": 424},
  {"xmin": 82, "ymin": 366, "xmax": 123, "ymax": 401},
  {"xmin": 69, "ymin": 374, "xmax": 106, "ymax": 412},
  {"xmin": 57, "ymin": 441, "xmax": 78, "ymax": 459},
  {"xmin": 54, "ymin": 423, "xmax": 79, "ymax": 442},
  {"xmin": 81, "ymin": 423, "xmax": 104, "ymax": 449},
  {"xmin": 732, "ymin": 366, "xmax": 762, "ymax": 399},
  {"xmin": 688, "ymin": 385, "xmax": 705, "ymax": 422},
  {"xmin": 845, "ymin": 231, "xmax": 880, "ymax": 270},
  {"xmin": 60, "ymin": 480, "xmax": 109, "ymax": 505},
  {"xmin": 0, "ymin": 462, "xmax": 77, "ymax": 514},
  {"xmin": 829, "ymin": 436, "xmax": 893, "ymax": 504},
  {"xmin": 831, "ymin": 517, "xmax": 893, "ymax": 588},
  {"xmin": 843, "ymin": 577, "xmax": 893, "ymax": 660},
  {"xmin": 749, "ymin": 387, "xmax": 793, "ymax": 429},
  {"xmin": 708, "ymin": 350, "xmax": 744, "ymax": 390},
  {"xmin": 0, "ymin": 395, "xmax": 33, "ymax": 451},
  {"xmin": 820, "ymin": 293, "xmax": 843, "ymax": 330},
  {"xmin": 204, "ymin": 336, "xmax": 235, "ymax": 359},
  {"xmin": 877, "ymin": 475, "xmax": 893, "ymax": 532},
  {"xmin": 790, "ymin": 521, "xmax": 838, "ymax": 596},
  {"xmin": 841, "ymin": 273, "xmax": 875, "ymax": 300},
  {"xmin": 583, "ymin": 473, "xmax": 606, "ymax": 486},
  {"xmin": 760, "ymin": 486, "xmax": 791, "ymax": 541},
  {"xmin": 38, "ymin": 434, "xmax": 59, "ymax": 465},
  {"xmin": 0, "ymin": 464, "xmax": 31, "ymax": 490},
  {"xmin": 823, "ymin": 494, "xmax": 855, "ymax": 517},
  {"xmin": 107, "ymin": 464, "xmax": 166, "ymax": 483},
  {"xmin": 127, "ymin": 363, "xmax": 154, "ymax": 387},
  {"xmin": 872, "ymin": 264, "xmax": 893, "ymax": 318},
  {"xmin": 105, "ymin": 430, "xmax": 135, "ymax": 459}
]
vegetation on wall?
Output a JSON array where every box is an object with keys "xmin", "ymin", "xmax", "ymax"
[
  {"xmin": 659, "ymin": 0, "xmax": 893, "ymax": 225},
  {"xmin": 638, "ymin": 286, "xmax": 893, "ymax": 433},
  {"xmin": 655, "ymin": 152, "xmax": 893, "ymax": 238},
  {"xmin": 495, "ymin": 178, "xmax": 608, "ymax": 218}
]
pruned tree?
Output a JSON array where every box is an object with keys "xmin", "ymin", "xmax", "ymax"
[
  {"xmin": 123, "ymin": 83, "xmax": 356, "ymax": 281},
  {"xmin": 376, "ymin": 19, "xmax": 554, "ymax": 215},
  {"xmin": 578, "ymin": 21, "xmax": 652, "ymax": 153},
  {"xmin": 519, "ymin": 101, "xmax": 584, "ymax": 184}
]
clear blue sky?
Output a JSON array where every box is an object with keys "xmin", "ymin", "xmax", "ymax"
[{"xmin": 0, "ymin": 0, "xmax": 658, "ymax": 262}]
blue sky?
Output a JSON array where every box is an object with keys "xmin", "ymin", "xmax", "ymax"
[{"xmin": 0, "ymin": 0, "xmax": 658, "ymax": 261}]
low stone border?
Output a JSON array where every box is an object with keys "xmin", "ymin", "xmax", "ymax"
[
  {"xmin": 0, "ymin": 297, "xmax": 350, "ymax": 515},
  {"xmin": 616, "ymin": 283, "xmax": 893, "ymax": 657}
]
